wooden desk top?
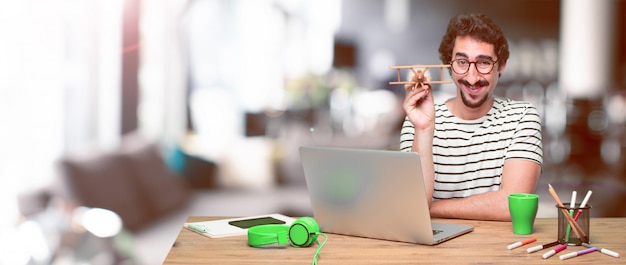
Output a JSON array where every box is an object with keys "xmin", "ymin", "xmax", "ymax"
[{"xmin": 163, "ymin": 217, "xmax": 625, "ymax": 264}]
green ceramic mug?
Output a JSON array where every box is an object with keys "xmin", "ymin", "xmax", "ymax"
[{"xmin": 508, "ymin": 193, "xmax": 539, "ymax": 235}]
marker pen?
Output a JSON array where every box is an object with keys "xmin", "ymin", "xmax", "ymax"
[
  {"xmin": 565, "ymin": 191, "xmax": 577, "ymax": 241},
  {"xmin": 187, "ymin": 223, "xmax": 208, "ymax": 233},
  {"xmin": 542, "ymin": 244, "xmax": 567, "ymax": 259},
  {"xmin": 507, "ymin": 237, "xmax": 536, "ymax": 250},
  {"xmin": 573, "ymin": 190, "xmax": 592, "ymax": 221},
  {"xmin": 559, "ymin": 247, "xmax": 597, "ymax": 260},
  {"xmin": 582, "ymin": 243, "xmax": 620, "ymax": 258},
  {"xmin": 527, "ymin": 241, "xmax": 559, "ymax": 253}
]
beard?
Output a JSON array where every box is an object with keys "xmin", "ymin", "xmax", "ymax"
[{"xmin": 459, "ymin": 79, "xmax": 490, "ymax": 109}]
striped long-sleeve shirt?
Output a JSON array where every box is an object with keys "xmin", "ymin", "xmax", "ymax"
[{"xmin": 400, "ymin": 97, "xmax": 543, "ymax": 200}]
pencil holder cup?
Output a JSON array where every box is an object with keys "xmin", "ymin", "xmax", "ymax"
[{"xmin": 556, "ymin": 204, "xmax": 590, "ymax": 245}]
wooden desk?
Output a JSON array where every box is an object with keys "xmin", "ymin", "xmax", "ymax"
[{"xmin": 164, "ymin": 217, "xmax": 625, "ymax": 264}]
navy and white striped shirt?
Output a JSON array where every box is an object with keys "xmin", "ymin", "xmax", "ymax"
[{"xmin": 400, "ymin": 97, "xmax": 543, "ymax": 200}]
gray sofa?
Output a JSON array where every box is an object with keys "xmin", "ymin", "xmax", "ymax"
[{"xmin": 18, "ymin": 134, "xmax": 312, "ymax": 264}]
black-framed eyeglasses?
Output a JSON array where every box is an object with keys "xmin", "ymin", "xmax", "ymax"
[{"xmin": 450, "ymin": 58, "xmax": 497, "ymax": 75}]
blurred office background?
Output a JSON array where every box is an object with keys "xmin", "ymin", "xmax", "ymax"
[{"xmin": 1, "ymin": 0, "xmax": 625, "ymax": 264}]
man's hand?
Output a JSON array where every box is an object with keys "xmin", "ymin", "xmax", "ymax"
[{"xmin": 403, "ymin": 71, "xmax": 435, "ymax": 130}]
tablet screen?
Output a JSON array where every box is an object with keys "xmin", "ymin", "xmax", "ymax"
[{"xmin": 228, "ymin": 216, "xmax": 286, "ymax": 229}]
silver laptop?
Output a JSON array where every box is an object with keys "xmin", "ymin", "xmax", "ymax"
[{"xmin": 299, "ymin": 146, "xmax": 474, "ymax": 245}]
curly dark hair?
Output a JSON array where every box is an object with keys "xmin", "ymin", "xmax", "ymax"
[{"xmin": 438, "ymin": 13, "xmax": 509, "ymax": 71}]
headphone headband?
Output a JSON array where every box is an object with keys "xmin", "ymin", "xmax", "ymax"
[{"xmin": 247, "ymin": 224, "xmax": 289, "ymax": 247}]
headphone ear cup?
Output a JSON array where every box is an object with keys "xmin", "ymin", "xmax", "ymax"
[{"xmin": 288, "ymin": 217, "xmax": 320, "ymax": 247}]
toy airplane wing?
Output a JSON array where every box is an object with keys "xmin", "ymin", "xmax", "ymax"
[{"xmin": 389, "ymin": 64, "xmax": 453, "ymax": 90}]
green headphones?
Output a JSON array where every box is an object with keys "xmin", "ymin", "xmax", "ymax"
[{"xmin": 248, "ymin": 217, "xmax": 320, "ymax": 247}]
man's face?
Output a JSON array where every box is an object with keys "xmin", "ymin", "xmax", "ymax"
[{"xmin": 451, "ymin": 35, "xmax": 505, "ymax": 109}]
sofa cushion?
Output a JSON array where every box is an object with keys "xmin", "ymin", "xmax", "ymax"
[
  {"xmin": 60, "ymin": 138, "xmax": 191, "ymax": 232},
  {"xmin": 61, "ymin": 152, "xmax": 150, "ymax": 231},
  {"xmin": 119, "ymin": 143, "xmax": 190, "ymax": 220}
]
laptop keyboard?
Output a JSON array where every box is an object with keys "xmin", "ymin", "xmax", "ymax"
[{"xmin": 433, "ymin": 229, "xmax": 443, "ymax": 235}]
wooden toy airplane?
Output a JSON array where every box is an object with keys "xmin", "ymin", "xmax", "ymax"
[{"xmin": 389, "ymin": 64, "xmax": 453, "ymax": 91}]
